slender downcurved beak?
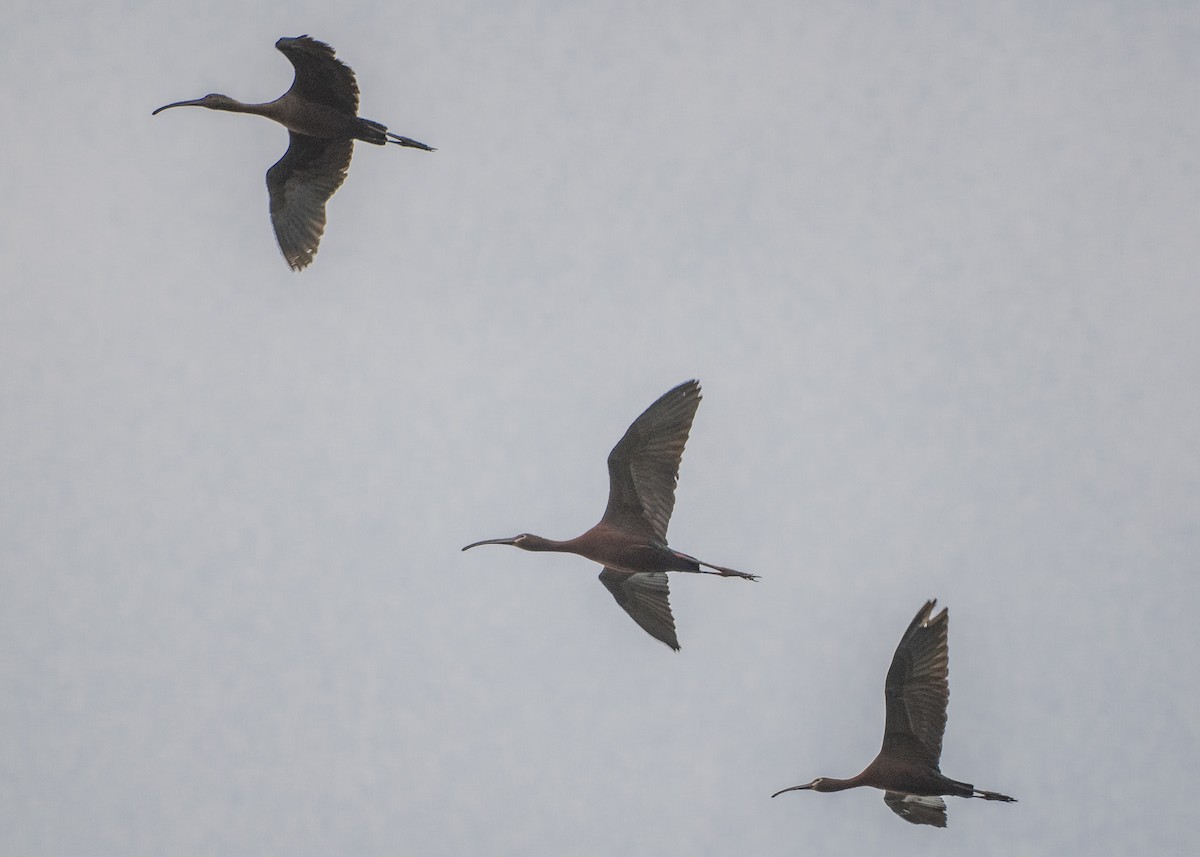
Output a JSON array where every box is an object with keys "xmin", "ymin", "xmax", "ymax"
[
  {"xmin": 770, "ymin": 783, "xmax": 814, "ymax": 798},
  {"xmin": 461, "ymin": 536, "xmax": 519, "ymax": 551},
  {"xmin": 152, "ymin": 98, "xmax": 206, "ymax": 116}
]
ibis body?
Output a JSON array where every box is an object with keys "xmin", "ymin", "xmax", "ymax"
[
  {"xmin": 462, "ymin": 380, "xmax": 756, "ymax": 650},
  {"xmin": 153, "ymin": 35, "xmax": 433, "ymax": 270},
  {"xmin": 771, "ymin": 600, "xmax": 1016, "ymax": 827}
]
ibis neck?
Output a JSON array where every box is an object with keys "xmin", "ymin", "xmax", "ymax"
[
  {"xmin": 219, "ymin": 98, "xmax": 283, "ymax": 118},
  {"xmin": 517, "ymin": 534, "xmax": 580, "ymax": 553},
  {"xmin": 816, "ymin": 775, "xmax": 865, "ymax": 793}
]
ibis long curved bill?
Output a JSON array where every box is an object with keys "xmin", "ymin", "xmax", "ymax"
[
  {"xmin": 770, "ymin": 783, "xmax": 814, "ymax": 798},
  {"xmin": 152, "ymin": 99, "xmax": 212, "ymax": 114},
  {"xmin": 461, "ymin": 537, "xmax": 522, "ymax": 551}
]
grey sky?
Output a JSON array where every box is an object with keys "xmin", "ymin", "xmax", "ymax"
[{"xmin": 2, "ymin": 2, "xmax": 1198, "ymax": 855}]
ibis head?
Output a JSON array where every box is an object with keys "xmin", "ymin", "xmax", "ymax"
[{"xmin": 152, "ymin": 94, "xmax": 241, "ymax": 115}]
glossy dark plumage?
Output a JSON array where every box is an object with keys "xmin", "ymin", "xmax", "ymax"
[
  {"xmin": 463, "ymin": 380, "xmax": 756, "ymax": 650},
  {"xmin": 153, "ymin": 36, "xmax": 433, "ymax": 270},
  {"xmin": 772, "ymin": 601, "xmax": 1016, "ymax": 827}
]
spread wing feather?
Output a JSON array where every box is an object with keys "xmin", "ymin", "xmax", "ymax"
[
  {"xmin": 597, "ymin": 569, "xmax": 679, "ymax": 650},
  {"xmin": 881, "ymin": 600, "xmax": 950, "ymax": 766},
  {"xmin": 602, "ymin": 380, "xmax": 701, "ymax": 541},
  {"xmin": 266, "ymin": 134, "xmax": 353, "ymax": 270},
  {"xmin": 883, "ymin": 792, "xmax": 948, "ymax": 828},
  {"xmin": 276, "ymin": 36, "xmax": 360, "ymax": 114}
]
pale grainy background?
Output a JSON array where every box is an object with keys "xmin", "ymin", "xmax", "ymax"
[{"xmin": 2, "ymin": 2, "xmax": 1197, "ymax": 854}]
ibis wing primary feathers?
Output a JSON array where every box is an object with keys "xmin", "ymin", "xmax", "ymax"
[
  {"xmin": 881, "ymin": 600, "xmax": 951, "ymax": 766},
  {"xmin": 266, "ymin": 134, "xmax": 353, "ymax": 270},
  {"xmin": 276, "ymin": 36, "xmax": 360, "ymax": 114},
  {"xmin": 597, "ymin": 569, "xmax": 679, "ymax": 651},
  {"xmin": 601, "ymin": 380, "xmax": 701, "ymax": 541}
]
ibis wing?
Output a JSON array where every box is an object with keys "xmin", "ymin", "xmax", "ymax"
[
  {"xmin": 276, "ymin": 36, "xmax": 360, "ymax": 114},
  {"xmin": 601, "ymin": 380, "xmax": 701, "ymax": 541},
  {"xmin": 266, "ymin": 134, "xmax": 353, "ymax": 271},
  {"xmin": 883, "ymin": 792, "xmax": 948, "ymax": 828},
  {"xmin": 881, "ymin": 600, "xmax": 950, "ymax": 766},
  {"xmin": 597, "ymin": 569, "xmax": 679, "ymax": 650}
]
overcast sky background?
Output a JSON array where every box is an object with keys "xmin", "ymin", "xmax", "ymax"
[{"xmin": 2, "ymin": 2, "xmax": 1198, "ymax": 855}]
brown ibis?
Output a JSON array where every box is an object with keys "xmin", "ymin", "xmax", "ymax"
[
  {"xmin": 153, "ymin": 35, "xmax": 433, "ymax": 270},
  {"xmin": 462, "ymin": 380, "xmax": 756, "ymax": 650},
  {"xmin": 771, "ymin": 600, "xmax": 1016, "ymax": 827}
]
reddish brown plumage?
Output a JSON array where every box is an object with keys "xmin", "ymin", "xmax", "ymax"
[
  {"xmin": 153, "ymin": 35, "xmax": 433, "ymax": 270},
  {"xmin": 462, "ymin": 380, "xmax": 756, "ymax": 650},
  {"xmin": 772, "ymin": 601, "xmax": 1016, "ymax": 827}
]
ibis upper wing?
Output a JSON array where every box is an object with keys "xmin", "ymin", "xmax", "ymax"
[
  {"xmin": 881, "ymin": 600, "xmax": 950, "ymax": 766},
  {"xmin": 601, "ymin": 380, "xmax": 701, "ymax": 541}
]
